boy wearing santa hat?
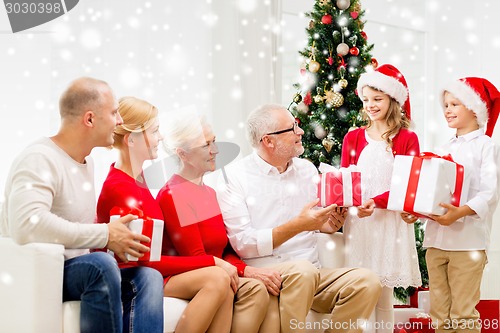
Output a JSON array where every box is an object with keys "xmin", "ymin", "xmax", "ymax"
[{"xmin": 424, "ymin": 77, "xmax": 500, "ymax": 333}]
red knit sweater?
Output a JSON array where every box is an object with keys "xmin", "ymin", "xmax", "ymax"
[
  {"xmin": 157, "ymin": 174, "xmax": 247, "ymax": 276},
  {"xmin": 96, "ymin": 164, "xmax": 213, "ymax": 281}
]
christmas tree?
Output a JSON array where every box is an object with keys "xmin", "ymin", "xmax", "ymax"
[
  {"xmin": 288, "ymin": 0, "xmax": 428, "ymax": 303},
  {"xmin": 289, "ymin": 0, "xmax": 375, "ymax": 167}
]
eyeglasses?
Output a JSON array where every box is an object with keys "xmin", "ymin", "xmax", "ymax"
[{"xmin": 261, "ymin": 121, "xmax": 299, "ymax": 141}]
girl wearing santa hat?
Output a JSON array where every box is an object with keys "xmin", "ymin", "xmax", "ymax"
[
  {"xmin": 340, "ymin": 64, "xmax": 422, "ymax": 333},
  {"xmin": 423, "ymin": 77, "xmax": 500, "ymax": 332}
]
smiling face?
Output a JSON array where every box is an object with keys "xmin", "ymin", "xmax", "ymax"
[
  {"xmin": 265, "ymin": 108, "xmax": 305, "ymax": 161},
  {"xmin": 130, "ymin": 117, "xmax": 163, "ymax": 161},
  {"xmin": 361, "ymin": 86, "xmax": 391, "ymax": 123},
  {"xmin": 443, "ymin": 91, "xmax": 479, "ymax": 136},
  {"xmin": 182, "ymin": 124, "xmax": 219, "ymax": 174}
]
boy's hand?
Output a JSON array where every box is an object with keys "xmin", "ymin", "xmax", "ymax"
[{"xmin": 429, "ymin": 203, "xmax": 475, "ymax": 226}]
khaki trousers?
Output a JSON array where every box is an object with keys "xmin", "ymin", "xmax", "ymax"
[
  {"xmin": 232, "ymin": 277, "xmax": 280, "ymax": 333},
  {"xmin": 267, "ymin": 260, "xmax": 381, "ymax": 333},
  {"xmin": 426, "ymin": 248, "xmax": 487, "ymax": 333}
]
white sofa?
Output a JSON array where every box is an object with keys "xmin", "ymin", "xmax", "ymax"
[{"xmin": 0, "ymin": 232, "xmax": 344, "ymax": 333}]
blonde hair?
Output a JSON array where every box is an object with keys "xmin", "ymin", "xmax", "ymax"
[
  {"xmin": 113, "ymin": 96, "xmax": 158, "ymax": 149},
  {"xmin": 362, "ymin": 88, "xmax": 410, "ymax": 148}
]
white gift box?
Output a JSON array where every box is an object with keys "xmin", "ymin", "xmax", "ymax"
[
  {"xmin": 387, "ymin": 154, "xmax": 469, "ymax": 217},
  {"xmin": 110, "ymin": 215, "xmax": 164, "ymax": 262}
]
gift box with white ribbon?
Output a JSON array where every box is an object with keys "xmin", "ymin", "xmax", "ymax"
[{"xmin": 317, "ymin": 163, "xmax": 362, "ymax": 207}]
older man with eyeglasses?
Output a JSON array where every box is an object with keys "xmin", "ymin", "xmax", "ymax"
[{"xmin": 217, "ymin": 104, "xmax": 382, "ymax": 333}]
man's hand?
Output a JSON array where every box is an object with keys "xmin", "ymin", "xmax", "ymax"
[
  {"xmin": 321, "ymin": 206, "xmax": 348, "ymax": 233},
  {"xmin": 297, "ymin": 199, "xmax": 338, "ymax": 231},
  {"xmin": 273, "ymin": 199, "xmax": 337, "ymax": 248},
  {"xmin": 429, "ymin": 203, "xmax": 474, "ymax": 226},
  {"xmin": 400, "ymin": 212, "xmax": 419, "ymax": 224},
  {"xmin": 244, "ymin": 266, "xmax": 282, "ymax": 296},
  {"xmin": 357, "ymin": 199, "xmax": 375, "ymax": 218},
  {"xmin": 214, "ymin": 257, "xmax": 239, "ymax": 293},
  {"xmin": 106, "ymin": 214, "xmax": 151, "ymax": 263}
]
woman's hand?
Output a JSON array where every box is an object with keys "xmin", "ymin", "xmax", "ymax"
[
  {"xmin": 244, "ymin": 266, "xmax": 282, "ymax": 296},
  {"xmin": 214, "ymin": 257, "xmax": 239, "ymax": 293}
]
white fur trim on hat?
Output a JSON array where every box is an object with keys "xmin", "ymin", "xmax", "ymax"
[
  {"xmin": 357, "ymin": 71, "xmax": 408, "ymax": 106},
  {"xmin": 440, "ymin": 80, "xmax": 488, "ymax": 127}
]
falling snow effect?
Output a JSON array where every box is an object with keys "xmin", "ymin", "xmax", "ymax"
[{"xmin": 1, "ymin": 0, "xmax": 500, "ymax": 312}]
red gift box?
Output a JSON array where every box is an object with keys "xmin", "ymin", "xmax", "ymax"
[
  {"xmin": 109, "ymin": 207, "xmax": 164, "ymax": 262},
  {"xmin": 387, "ymin": 152, "xmax": 469, "ymax": 217},
  {"xmin": 477, "ymin": 300, "xmax": 500, "ymax": 333},
  {"xmin": 317, "ymin": 167, "xmax": 362, "ymax": 207}
]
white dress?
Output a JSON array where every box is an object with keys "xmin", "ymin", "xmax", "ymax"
[{"xmin": 344, "ymin": 131, "xmax": 422, "ymax": 288}]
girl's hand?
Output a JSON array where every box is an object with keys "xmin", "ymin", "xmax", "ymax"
[
  {"xmin": 321, "ymin": 206, "xmax": 348, "ymax": 233},
  {"xmin": 357, "ymin": 199, "xmax": 375, "ymax": 218},
  {"xmin": 401, "ymin": 212, "xmax": 418, "ymax": 224}
]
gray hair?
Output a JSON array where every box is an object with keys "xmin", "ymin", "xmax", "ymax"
[
  {"xmin": 162, "ymin": 111, "xmax": 209, "ymax": 156},
  {"xmin": 246, "ymin": 104, "xmax": 284, "ymax": 148}
]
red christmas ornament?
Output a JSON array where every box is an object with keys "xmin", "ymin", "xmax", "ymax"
[
  {"xmin": 327, "ymin": 56, "xmax": 334, "ymax": 65},
  {"xmin": 295, "ymin": 117, "xmax": 301, "ymax": 126},
  {"xmin": 321, "ymin": 14, "xmax": 332, "ymax": 25},
  {"xmin": 349, "ymin": 46, "xmax": 359, "ymax": 56},
  {"xmin": 360, "ymin": 31, "xmax": 368, "ymax": 40},
  {"xmin": 371, "ymin": 57, "xmax": 379, "ymax": 68},
  {"xmin": 350, "ymin": 11, "xmax": 359, "ymax": 19},
  {"xmin": 303, "ymin": 91, "xmax": 312, "ymax": 106}
]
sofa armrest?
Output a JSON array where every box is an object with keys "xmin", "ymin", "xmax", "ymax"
[
  {"xmin": 315, "ymin": 232, "xmax": 345, "ymax": 269},
  {"xmin": 0, "ymin": 237, "xmax": 65, "ymax": 333}
]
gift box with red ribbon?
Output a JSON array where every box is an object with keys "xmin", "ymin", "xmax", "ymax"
[
  {"xmin": 109, "ymin": 207, "xmax": 164, "ymax": 262},
  {"xmin": 387, "ymin": 153, "xmax": 469, "ymax": 217},
  {"xmin": 317, "ymin": 163, "xmax": 362, "ymax": 207}
]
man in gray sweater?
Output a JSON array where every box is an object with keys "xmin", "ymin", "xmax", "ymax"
[{"xmin": 0, "ymin": 77, "xmax": 164, "ymax": 333}]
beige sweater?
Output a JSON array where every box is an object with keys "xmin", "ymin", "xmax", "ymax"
[{"xmin": 0, "ymin": 137, "xmax": 108, "ymax": 259}]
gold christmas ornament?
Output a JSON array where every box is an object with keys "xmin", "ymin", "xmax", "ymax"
[
  {"xmin": 353, "ymin": 2, "xmax": 361, "ymax": 12},
  {"xmin": 314, "ymin": 94, "xmax": 324, "ymax": 104},
  {"xmin": 325, "ymin": 90, "xmax": 344, "ymax": 107},
  {"xmin": 338, "ymin": 78, "xmax": 348, "ymax": 89},
  {"xmin": 319, "ymin": 0, "xmax": 331, "ymax": 6},
  {"xmin": 336, "ymin": 43, "xmax": 349, "ymax": 56},
  {"xmin": 322, "ymin": 137, "xmax": 334, "ymax": 153},
  {"xmin": 309, "ymin": 60, "xmax": 320, "ymax": 73}
]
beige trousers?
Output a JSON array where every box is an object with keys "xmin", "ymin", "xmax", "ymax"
[
  {"xmin": 426, "ymin": 248, "xmax": 487, "ymax": 333},
  {"xmin": 267, "ymin": 260, "xmax": 381, "ymax": 333},
  {"xmin": 232, "ymin": 277, "xmax": 280, "ymax": 333}
]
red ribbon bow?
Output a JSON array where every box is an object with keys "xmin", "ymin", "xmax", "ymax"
[
  {"xmin": 404, "ymin": 153, "xmax": 465, "ymax": 215},
  {"xmin": 109, "ymin": 206, "xmax": 154, "ymax": 261}
]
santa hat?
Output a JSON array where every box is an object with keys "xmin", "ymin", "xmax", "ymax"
[
  {"xmin": 440, "ymin": 77, "xmax": 500, "ymax": 137},
  {"xmin": 357, "ymin": 64, "xmax": 411, "ymax": 120}
]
